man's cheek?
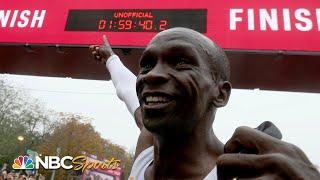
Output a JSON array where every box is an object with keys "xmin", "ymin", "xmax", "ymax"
[
  {"xmin": 178, "ymin": 74, "xmax": 200, "ymax": 97},
  {"xmin": 186, "ymin": 75, "xmax": 209, "ymax": 100},
  {"xmin": 187, "ymin": 75, "xmax": 213, "ymax": 113}
]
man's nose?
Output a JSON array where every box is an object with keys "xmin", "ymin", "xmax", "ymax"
[{"xmin": 143, "ymin": 63, "xmax": 169, "ymax": 85}]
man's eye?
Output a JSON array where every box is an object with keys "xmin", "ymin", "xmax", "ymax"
[
  {"xmin": 175, "ymin": 58, "xmax": 190, "ymax": 69},
  {"xmin": 176, "ymin": 61, "xmax": 186, "ymax": 66},
  {"xmin": 143, "ymin": 64, "xmax": 153, "ymax": 69},
  {"xmin": 140, "ymin": 64, "xmax": 153, "ymax": 73}
]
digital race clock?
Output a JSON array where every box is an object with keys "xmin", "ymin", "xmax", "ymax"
[{"xmin": 65, "ymin": 9, "xmax": 207, "ymax": 32}]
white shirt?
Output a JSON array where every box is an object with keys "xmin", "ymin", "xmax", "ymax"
[{"xmin": 129, "ymin": 146, "xmax": 218, "ymax": 180}]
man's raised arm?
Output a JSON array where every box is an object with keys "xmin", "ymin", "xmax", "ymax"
[
  {"xmin": 89, "ymin": 35, "xmax": 141, "ymax": 128},
  {"xmin": 89, "ymin": 35, "xmax": 153, "ymax": 158}
]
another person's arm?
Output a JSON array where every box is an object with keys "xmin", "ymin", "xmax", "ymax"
[{"xmin": 217, "ymin": 126, "xmax": 320, "ymax": 179}]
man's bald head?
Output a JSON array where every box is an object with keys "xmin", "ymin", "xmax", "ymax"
[
  {"xmin": 149, "ymin": 27, "xmax": 230, "ymax": 82},
  {"xmin": 137, "ymin": 27, "xmax": 232, "ymax": 136}
]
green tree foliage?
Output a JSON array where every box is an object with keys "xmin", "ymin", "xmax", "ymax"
[
  {"xmin": 104, "ymin": 139, "xmax": 134, "ymax": 179},
  {"xmin": 0, "ymin": 77, "xmax": 134, "ymax": 179},
  {"xmin": 38, "ymin": 113, "xmax": 134, "ymax": 179},
  {"xmin": 0, "ymin": 77, "xmax": 56, "ymax": 166}
]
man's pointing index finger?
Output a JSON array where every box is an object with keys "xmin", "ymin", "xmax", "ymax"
[{"xmin": 102, "ymin": 35, "xmax": 110, "ymax": 46}]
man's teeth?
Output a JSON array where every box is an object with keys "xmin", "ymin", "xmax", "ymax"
[{"xmin": 145, "ymin": 96, "xmax": 170, "ymax": 105}]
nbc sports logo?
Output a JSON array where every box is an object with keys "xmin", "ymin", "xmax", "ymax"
[
  {"xmin": 11, "ymin": 155, "xmax": 120, "ymax": 170},
  {"xmin": 12, "ymin": 156, "xmax": 34, "ymax": 169}
]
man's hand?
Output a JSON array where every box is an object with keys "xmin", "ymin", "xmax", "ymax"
[
  {"xmin": 217, "ymin": 126, "xmax": 320, "ymax": 179},
  {"xmin": 89, "ymin": 35, "xmax": 115, "ymax": 64}
]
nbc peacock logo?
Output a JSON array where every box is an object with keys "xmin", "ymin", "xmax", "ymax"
[{"xmin": 12, "ymin": 156, "xmax": 34, "ymax": 169}]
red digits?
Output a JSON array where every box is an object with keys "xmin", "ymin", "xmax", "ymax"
[
  {"xmin": 98, "ymin": 19, "xmax": 106, "ymax": 30},
  {"xmin": 139, "ymin": 20, "xmax": 153, "ymax": 30},
  {"xmin": 138, "ymin": 20, "xmax": 145, "ymax": 29},
  {"xmin": 109, "ymin": 20, "xmax": 113, "ymax": 30},
  {"xmin": 119, "ymin": 20, "xmax": 132, "ymax": 30},
  {"xmin": 145, "ymin": 20, "xmax": 152, "ymax": 30},
  {"xmin": 125, "ymin": 20, "xmax": 132, "ymax": 30},
  {"xmin": 119, "ymin": 20, "xmax": 125, "ymax": 30},
  {"xmin": 159, "ymin": 20, "xmax": 168, "ymax": 31}
]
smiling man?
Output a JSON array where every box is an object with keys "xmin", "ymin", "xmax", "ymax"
[
  {"xmin": 90, "ymin": 28, "xmax": 320, "ymax": 179},
  {"xmin": 132, "ymin": 28, "xmax": 229, "ymax": 179}
]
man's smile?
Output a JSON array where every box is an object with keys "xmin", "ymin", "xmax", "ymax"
[
  {"xmin": 141, "ymin": 92, "xmax": 175, "ymax": 109},
  {"xmin": 145, "ymin": 96, "xmax": 170, "ymax": 105}
]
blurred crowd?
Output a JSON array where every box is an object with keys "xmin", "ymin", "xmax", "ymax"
[{"xmin": 0, "ymin": 163, "xmax": 45, "ymax": 180}]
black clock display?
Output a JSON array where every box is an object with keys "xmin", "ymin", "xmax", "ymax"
[{"xmin": 65, "ymin": 9, "xmax": 207, "ymax": 32}]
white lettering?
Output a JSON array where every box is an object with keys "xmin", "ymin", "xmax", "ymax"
[
  {"xmin": 316, "ymin": 9, "xmax": 320, "ymax": 31},
  {"xmin": 31, "ymin": 10, "xmax": 46, "ymax": 28},
  {"xmin": 0, "ymin": 10, "xmax": 11, "ymax": 27},
  {"xmin": 9, "ymin": 10, "xmax": 18, "ymax": 27},
  {"xmin": 295, "ymin": 9, "xmax": 312, "ymax": 31},
  {"xmin": 36, "ymin": 156, "xmax": 48, "ymax": 169},
  {"xmin": 230, "ymin": 9, "xmax": 243, "ymax": 30},
  {"xmin": 61, "ymin": 156, "xmax": 73, "ymax": 169},
  {"xmin": 17, "ymin": 10, "xmax": 30, "ymax": 28},
  {"xmin": 248, "ymin": 9, "xmax": 254, "ymax": 30},
  {"xmin": 260, "ymin": 9, "xmax": 278, "ymax": 31},
  {"xmin": 283, "ymin": 9, "xmax": 291, "ymax": 31},
  {"xmin": 229, "ymin": 8, "xmax": 320, "ymax": 32},
  {"xmin": 49, "ymin": 156, "xmax": 60, "ymax": 169}
]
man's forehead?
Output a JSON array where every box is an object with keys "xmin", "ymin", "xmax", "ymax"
[
  {"xmin": 149, "ymin": 30, "xmax": 198, "ymax": 45},
  {"xmin": 146, "ymin": 29, "xmax": 214, "ymax": 55},
  {"xmin": 143, "ymin": 37, "xmax": 210, "ymax": 68},
  {"xmin": 146, "ymin": 38, "xmax": 198, "ymax": 53}
]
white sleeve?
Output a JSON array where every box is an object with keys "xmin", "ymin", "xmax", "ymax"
[{"xmin": 106, "ymin": 55, "xmax": 140, "ymax": 116}]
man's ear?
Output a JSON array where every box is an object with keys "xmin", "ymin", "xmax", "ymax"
[{"xmin": 212, "ymin": 81, "xmax": 231, "ymax": 108}]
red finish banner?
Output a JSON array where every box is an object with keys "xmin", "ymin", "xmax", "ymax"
[{"xmin": 0, "ymin": 0, "xmax": 319, "ymax": 51}]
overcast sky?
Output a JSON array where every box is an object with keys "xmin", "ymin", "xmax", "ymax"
[{"xmin": 3, "ymin": 74, "xmax": 320, "ymax": 165}]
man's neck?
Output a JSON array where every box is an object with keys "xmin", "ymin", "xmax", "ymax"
[{"xmin": 147, "ymin": 127, "xmax": 224, "ymax": 179}]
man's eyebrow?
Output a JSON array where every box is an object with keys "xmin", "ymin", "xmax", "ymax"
[
  {"xmin": 165, "ymin": 42, "xmax": 198, "ymax": 53},
  {"xmin": 142, "ymin": 41, "xmax": 201, "ymax": 61},
  {"xmin": 164, "ymin": 43, "xmax": 200, "ymax": 61},
  {"xmin": 142, "ymin": 45, "xmax": 158, "ymax": 57}
]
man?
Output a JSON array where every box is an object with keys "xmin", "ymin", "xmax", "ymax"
[{"xmin": 90, "ymin": 28, "xmax": 320, "ymax": 179}]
